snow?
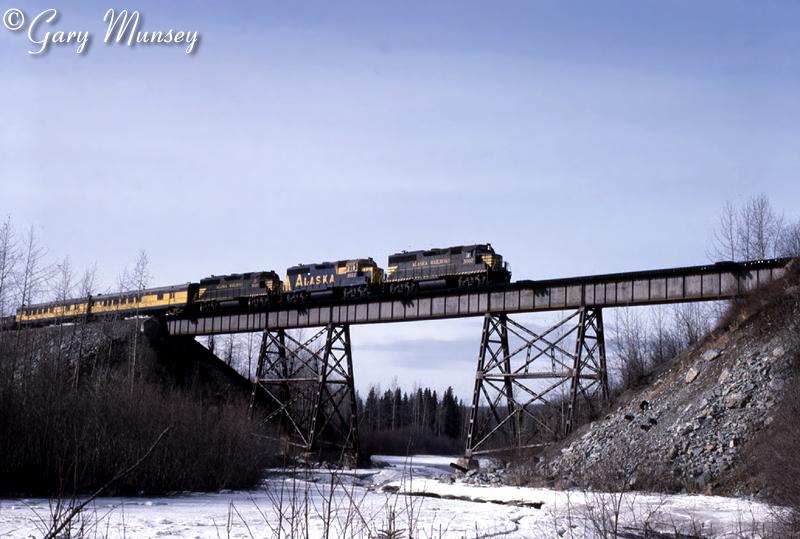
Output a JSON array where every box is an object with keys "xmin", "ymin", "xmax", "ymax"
[{"xmin": 0, "ymin": 455, "xmax": 781, "ymax": 538}]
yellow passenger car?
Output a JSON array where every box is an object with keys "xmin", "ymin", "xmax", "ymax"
[{"xmin": 15, "ymin": 284, "xmax": 191, "ymax": 325}]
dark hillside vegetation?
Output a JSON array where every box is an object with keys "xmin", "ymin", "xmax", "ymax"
[{"xmin": 0, "ymin": 320, "xmax": 275, "ymax": 497}]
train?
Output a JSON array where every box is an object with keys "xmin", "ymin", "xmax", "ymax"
[{"xmin": 13, "ymin": 243, "xmax": 510, "ymax": 326}]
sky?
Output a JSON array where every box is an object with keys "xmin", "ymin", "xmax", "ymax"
[{"xmin": 1, "ymin": 1, "xmax": 798, "ymax": 398}]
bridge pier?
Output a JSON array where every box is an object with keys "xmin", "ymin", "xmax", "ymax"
[
  {"xmin": 252, "ymin": 324, "xmax": 360, "ymax": 462},
  {"xmin": 464, "ymin": 307, "xmax": 609, "ymax": 461}
]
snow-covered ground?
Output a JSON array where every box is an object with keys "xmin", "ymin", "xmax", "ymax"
[{"xmin": 0, "ymin": 455, "xmax": 780, "ymax": 538}]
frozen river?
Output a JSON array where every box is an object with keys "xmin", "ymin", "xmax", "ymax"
[{"xmin": 0, "ymin": 455, "xmax": 779, "ymax": 538}]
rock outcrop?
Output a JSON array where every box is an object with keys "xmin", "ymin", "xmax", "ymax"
[{"xmin": 529, "ymin": 268, "xmax": 800, "ymax": 494}]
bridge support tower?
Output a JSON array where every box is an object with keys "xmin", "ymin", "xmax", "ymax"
[
  {"xmin": 252, "ymin": 324, "xmax": 360, "ymax": 463},
  {"xmin": 464, "ymin": 307, "xmax": 609, "ymax": 462}
]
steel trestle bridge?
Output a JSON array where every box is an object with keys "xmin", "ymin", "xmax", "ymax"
[{"xmin": 161, "ymin": 258, "xmax": 791, "ymax": 461}]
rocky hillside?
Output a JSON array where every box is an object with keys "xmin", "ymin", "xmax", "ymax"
[{"xmin": 527, "ymin": 263, "xmax": 800, "ymax": 495}]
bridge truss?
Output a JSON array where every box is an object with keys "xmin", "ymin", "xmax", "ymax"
[
  {"xmin": 251, "ymin": 325, "xmax": 360, "ymax": 461},
  {"xmin": 465, "ymin": 308, "xmax": 608, "ymax": 460}
]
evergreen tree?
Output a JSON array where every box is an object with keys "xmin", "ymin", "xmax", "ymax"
[{"xmin": 442, "ymin": 387, "xmax": 461, "ymax": 439}]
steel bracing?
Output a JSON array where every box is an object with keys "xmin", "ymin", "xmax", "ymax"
[
  {"xmin": 465, "ymin": 307, "xmax": 609, "ymax": 459},
  {"xmin": 252, "ymin": 324, "xmax": 360, "ymax": 459}
]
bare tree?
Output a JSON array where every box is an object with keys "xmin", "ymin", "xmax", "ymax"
[
  {"xmin": 648, "ymin": 306, "xmax": 682, "ymax": 366},
  {"xmin": 54, "ymin": 257, "xmax": 74, "ymax": 307},
  {"xmin": 710, "ymin": 195, "xmax": 785, "ymax": 261},
  {"xmin": 709, "ymin": 201, "xmax": 738, "ymax": 261},
  {"xmin": 0, "ymin": 217, "xmax": 18, "ymax": 317},
  {"xmin": 742, "ymin": 194, "xmax": 783, "ymax": 259},
  {"xmin": 222, "ymin": 334, "xmax": 238, "ymax": 367},
  {"xmin": 51, "ymin": 257, "xmax": 76, "ymax": 365},
  {"xmin": 131, "ymin": 250, "xmax": 152, "ymax": 297},
  {"xmin": 127, "ymin": 250, "xmax": 152, "ymax": 390},
  {"xmin": 672, "ymin": 303, "xmax": 711, "ymax": 348},
  {"xmin": 779, "ymin": 220, "xmax": 800, "ymax": 258},
  {"xmin": 614, "ymin": 308, "xmax": 650, "ymax": 389},
  {"xmin": 245, "ymin": 332, "xmax": 258, "ymax": 380},
  {"xmin": 79, "ymin": 263, "xmax": 98, "ymax": 299},
  {"xmin": 72, "ymin": 263, "xmax": 99, "ymax": 389},
  {"xmin": 15, "ymin": 226, "xmax": 49, "ymax": 310}
]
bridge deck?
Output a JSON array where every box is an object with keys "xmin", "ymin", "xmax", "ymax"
[{"xmin": 166, "ymin": 259, "xmax": 790, "ymax": 336}]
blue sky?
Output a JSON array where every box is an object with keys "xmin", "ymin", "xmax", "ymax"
[{"xmin": 1, "ymin": 1, "xmax": 798, "ymax": 396}]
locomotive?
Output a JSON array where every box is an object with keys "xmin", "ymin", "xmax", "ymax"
[
  {"xmin": 13, "ymin": 243, "xmax": 510, "ymax": 325},
  {"xmin": 385, "ymin": 244, "xmax": 508, "ymax": 294},
  {"xmin": 285, "ymin": 258, "xmax": 383, "ymax": 301},
  {"xmin": 193, "ymin": 271, "xmax": 283, "ymax": 311}
]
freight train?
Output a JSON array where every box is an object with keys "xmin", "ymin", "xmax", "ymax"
[{"xmin": 13, "ymin": 244, "xmax": 510, "ymax": 326}]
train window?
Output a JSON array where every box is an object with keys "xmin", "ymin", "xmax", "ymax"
[
  {"xmin": 170, "ymin": 292, "xmax": 175, "ymax": 299},
  {"xmin": 113, "ymin": 298, "xmax": 118, "ymax": 305},
  {"xmin": 157, "ymin": 293, "xmax": 164, "ymax": 300}
]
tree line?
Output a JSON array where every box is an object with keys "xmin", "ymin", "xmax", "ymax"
[
  {"xmin": 356, "ymin": 384, "xmax": 469, "ymax": 454},
  {"xmin": 359, "ymin": 384, "xmax": 465, "ymax": 439}
]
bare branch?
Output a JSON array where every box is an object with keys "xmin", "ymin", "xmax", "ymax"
[{"xmin": 44, "ymin": 425, "xmax": 172, "ymax": 539}]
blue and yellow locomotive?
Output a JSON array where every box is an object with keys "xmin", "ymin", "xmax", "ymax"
[{"xmin": 285, "ymin": 258, "xmax": 383, "ymax": 300}]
